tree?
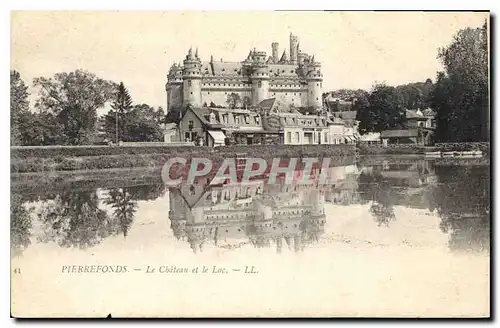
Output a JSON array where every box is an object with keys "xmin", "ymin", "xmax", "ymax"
[
  {"xmin": 242, "ymin": 96, "xmax": 252, "ymax": 109},
  {"xmin": 154, "ymin": 106, "xmax": 166, "ymax": 125},
  {"xmin": 101, "ymin": 82, "xmax": 134, "ymax": 143},
  {"xmin": 356, "ymin": 84, "xmax": 404, "ymax": 133},
  {"xmin": 18, "ymin": 111, "xmax": 63, "ymax": 145},
  {"xmin": 353, "ymin": 91, "xmax": 372, "ymax": 134},
  {"xmin": 33, "ymin": 70, "xmax": 115, "ymax": 145},
  {"xmin": 124, "ymin": 104, "xmax": 164, "ymax": 142},
  {"xmin": 10, "ymin": 70, "xmax": 29, "ymax": 145},
  {"xmin": 396, "ymin": 81, "xmax": 433, "ymax": 110},
  {"xmin": 226, "ymin": 93, "xmax": 241, "ymax": 109},
  {"xmin": 430, "ymin": 22, "xmax": 489, "ymax": 142}
]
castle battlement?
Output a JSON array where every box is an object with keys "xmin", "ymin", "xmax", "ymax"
[{"xmin": 166, "ymin": 33, "xmax": 323, "ymax": 111}]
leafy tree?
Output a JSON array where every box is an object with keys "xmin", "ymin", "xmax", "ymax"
[
  {"xmin": 124, "ymin": 104, "xmax": 164, "ymax": 142},
  {"xmin": 18, "ymin": 111, "xmax": 63, "ymax": 145},
  {"xmin": 356, "ymin": 83, "xmax": 404, "ymax": 133},
  {"xmin": 33, "ymin": 70, "xmax": 115, "ymax": 145},
  {"xmin": 209, "ymin": 101, "xmax": 217, "ymax": 108},
  {"xmin": 154, "ymin": 106, "xmax": 166, "ymax": 125},
  {"xmin": 396, "ymin": 80, "xmax": 433, "ymax": 110},
  {"xmin": 242, "ymin": 96, "xmax": 252, "ymax": 109},
  {"xmin": 353, "ymin": 91, "xmax": 372, "ymax": 134},
  {"xmin": 226, "ymin": 93, "xmax": 241, "ymax": 109},
  {"xmin": 430, "ymin": 22, "xmax": 489, "ymax": 142},
  {"xmin": 10, "ymin": 70, "xmax": 29, "ymax": 145}
]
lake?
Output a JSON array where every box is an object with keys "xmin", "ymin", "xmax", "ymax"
[{"xmin": 10, "ymin": 158, "xmax": 490, "ymax": 317}]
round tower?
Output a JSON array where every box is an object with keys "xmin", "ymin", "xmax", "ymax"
[
  {"xmin": 250, "ymin": 50, "xmax": 270, "ymax": 106},
  {"xmin": 182, "ymin": 47, "xmax": 202, "ymax": 108},
  {"xmin": 166, "ymin": 63, "xmax": 184, "ymax": 113},
  {"xmin": 306, "ymin": 57, "xmax": 323, "ymax": 109}
]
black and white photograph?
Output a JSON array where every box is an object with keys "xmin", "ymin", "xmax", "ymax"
[{"xmin": 9, "ymin": 10, "xmax": 491, "ymax": 318}]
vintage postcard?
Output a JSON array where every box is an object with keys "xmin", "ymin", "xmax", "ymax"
[{"xmin": 10, "ymin": 11, "xmax": 490, "ymax": 318}]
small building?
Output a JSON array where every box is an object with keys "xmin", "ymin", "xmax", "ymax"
[
  {"xmin": 380, "ymin": 108, "xmax": 436, "ymax": 146},
  {"xmin": 258, "ymin": 98, "xmax": 349, "ymax": 145},
  {"xmin": 163, "ymin": 123, "xmax": 179, "ymax": 143},
  {"xmin": 179, "ymin": 106, "xmax": 226, "ymax": 146},
  {"xmin": 358, "ymin": 132, "xmax": 381, "ymax": 145},
  {"xmin": 381, "ymin": 128, "xmax": 432, "ymax": 145},
  {"xmin": 333, "ymin": 111, "xmax": 360, "ymax": 144}
]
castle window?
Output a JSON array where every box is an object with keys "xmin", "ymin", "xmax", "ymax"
[
  {"xmin": 291, "ymin": 70, "xmax": 293, "ymax": 73},
  {"xmin": 258, "ymin": 81, "xmax": 262, "ymax": 88},
  {"xmin": 190, "ymin": 92, "xmax": 193, "ymax": 95},
  {"xmin": 316, "ymin": 97, "xmax": 319, "ymax": 100},
  {"xmin": 294, "ymin": 93, "xmax": 296, "ymax": 95},
  {"xmin": 282, "ymin": 70, "xmax": 285, "ymax": 73},
  {"xmin": 285, "ymin": 93, "xmax": 287, "ymax": 96},
  {"xmin": 188, "ymin": 80, "xmax": 192, "ymax": 87},
  {"xmin": 208, "ymin": 92, "xmax": 210, "ymax": 95},
  {"xmin": 317, "ymin": 83, "xmax": 319, "ymax": 87}
]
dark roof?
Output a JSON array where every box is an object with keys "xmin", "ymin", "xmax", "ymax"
[
  {"xmin": 190, "ymin": 107, "xmax": 211, "ymax": 125},
  {"xmin": 255, "ymin": 98, "xmax": 277, "ymax": 110},
  {"xmin": 381, "ymin": 129, "xmax": 418, "ymax": 138},
  {"xmin": 185, "ymin": 107, "xmax": 224, "ymax": 129},
  {"xmin": 333, "ymin": 111, "xmax": 357, "ymax": 120}
]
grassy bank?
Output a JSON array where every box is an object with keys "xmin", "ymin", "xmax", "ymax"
[{"xmin": 11, "ymin": 144, "xmax": 356, "ymax": 173}]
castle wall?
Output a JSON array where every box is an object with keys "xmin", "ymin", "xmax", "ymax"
[
  {"xmin": 201, "ymin": 89, "xmax": 252, "ymax": 107},
  {"xmin": 167, "ymin": 83, "xmax": 183, "ymax": 110}
]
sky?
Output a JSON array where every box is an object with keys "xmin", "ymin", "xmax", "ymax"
[{"xmin": 11, "ymin": 11, "xmax": 488, "ymax": 113}]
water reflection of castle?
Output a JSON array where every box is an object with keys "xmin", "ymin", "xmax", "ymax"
[{"xmin": 167, "ymin": 165, "xmax": 361, "ymax": 253}]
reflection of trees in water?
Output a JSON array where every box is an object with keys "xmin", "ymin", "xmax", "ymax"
[
  {"xmin": 104, "ymin": 188, "xmax": 138, "ymax": 237},
  {"xmin": 431, "ymin": 166, "xmax": 490, "ymax": 252},
  {"xmin": 38, "ymin": 190, "xmax": 115, "ymax": 249},
  {"xmin": 358, "ymin": 172, "xmax": 397, "ymax": 227},
  {"xmin": 11, "ymin": 194, "xmax": 33, "ymax": 256},
  {"xmin": 126, "ymin": 183, "xmax": 166, "ymax": 201},
  {"xmin": 12, "ymin": 183, "xmax": 166, "ymax": 251}
]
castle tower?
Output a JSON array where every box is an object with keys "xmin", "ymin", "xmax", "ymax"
[
  {"xmin": 182, "ymin": 47, "xmax": 202, "ymax": 108},
  {"xmin": 306, "ymin": 56, "xmax": 323, "ymax": 109},
  {"xmin": 290, "ymin": 33, "xmax": 299, "ymax": 65},
  {"xmin": 271, "ymin": 42, "xmax": 279, "ymax": 63},
  {"xmin": 250, "ymin": 50, "xmax": 270, "ymax": 106},
  {"xmin": 166, "ymin": 63, "xmax": 184, "ymax": 115}
]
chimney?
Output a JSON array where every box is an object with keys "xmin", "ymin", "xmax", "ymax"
[{"xmin": 272, "ymin": 42, "xmax": 279, "ymax": 63}]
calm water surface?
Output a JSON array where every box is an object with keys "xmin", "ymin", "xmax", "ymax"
[{"xmin": 11, "ymin": 159, "xmax": 491, "ymax": 317}]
